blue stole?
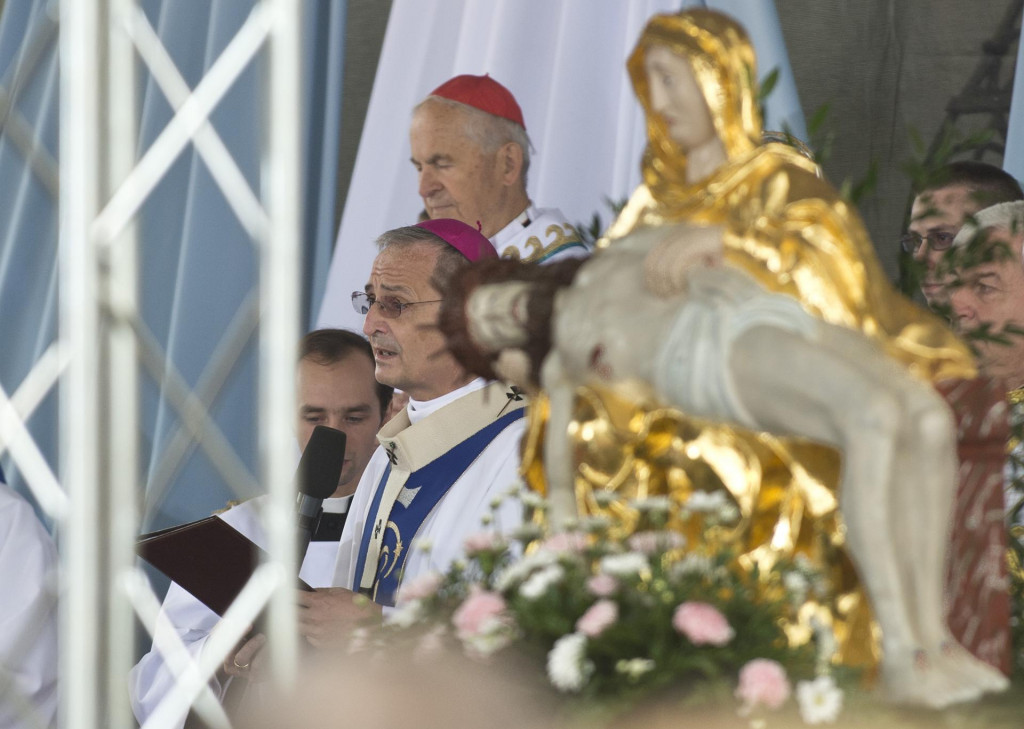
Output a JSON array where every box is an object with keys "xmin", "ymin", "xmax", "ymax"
[{"xmin": 353, "ymin": 407, "xmax": 524, "ymax": 607}]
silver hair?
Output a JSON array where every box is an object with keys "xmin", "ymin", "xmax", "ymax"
[
  {"xmin": 414, "ymin": 96, "xmax": 532, "ymax": 187},
  {"xmin": 953, "ymin": 200, "xmax": 1024, "ymax": 248},
  {"xmin": 374, "ymin": 225, "xmax": 468, "ymax": 291}
]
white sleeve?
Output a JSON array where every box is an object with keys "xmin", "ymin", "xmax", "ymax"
[
  {"xmin": 128, "ymin": 581, "xmax": 225, "ymax": 728},
  {"xmin": 0, "ymin": 490, "xmax": 59, "ymax": 729},
  {"xmin": 333, "ymin": 449, "xmax": 386, "ymax": 589}
]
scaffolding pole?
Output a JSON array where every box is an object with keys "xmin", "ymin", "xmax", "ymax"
[{"xmin": 56, "ymin": 0, "xmax": 303, "ymax": 724}]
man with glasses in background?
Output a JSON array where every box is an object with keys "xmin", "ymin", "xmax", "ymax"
[{"xmin": 904, "ymin": 161, "xmax": 1023, "ymax": 311}]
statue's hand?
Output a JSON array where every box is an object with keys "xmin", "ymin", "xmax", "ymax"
[{"xmin": 643, "ymin": 225, "xmax": 724, "ymax": 297}]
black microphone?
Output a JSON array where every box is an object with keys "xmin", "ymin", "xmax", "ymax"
[{"xmin": 295, "ymin": 425, "xmax": 346, "ymax": 568}]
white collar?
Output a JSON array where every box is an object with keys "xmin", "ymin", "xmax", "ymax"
[
  {"xmin": 406, "ymin": 378, "xmax": 488, "ymax": 424},
  {"xmin": 490, "ymin": 203, "xmax": 539, "ymax": 250},
  {"xmin": 322, "ymin": 494, "xmax": 353, "ymax": 513}
]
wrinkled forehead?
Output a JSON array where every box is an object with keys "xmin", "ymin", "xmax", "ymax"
[
  {"xmin": 368, "ymin": 243, "xmax": 440, "ymax": 293},
  {"xmin": 410, "ymin": 99, "xmax": 479, "ymax": 149}
]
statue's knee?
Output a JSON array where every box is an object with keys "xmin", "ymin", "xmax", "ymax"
[{"xmin": 848, "ymin": 388, "xmax": 903, "ymax": 437}]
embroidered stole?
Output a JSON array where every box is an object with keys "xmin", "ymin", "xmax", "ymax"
[
  {"xmin": 353, "ymin": 382, "xmax": 526, "ymax": 606},
  {"xmin": 493, "ymin": 207, "xmax": 585, "ymax": 263}
]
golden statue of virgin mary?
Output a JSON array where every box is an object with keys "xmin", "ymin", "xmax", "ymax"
[
  {"xmin": 606, "ymin": 10, "xmax": 974, "ymax": 382},
  {"xmin": 519, "ymin": 9, "xmax": 977, "ymax": 671}
]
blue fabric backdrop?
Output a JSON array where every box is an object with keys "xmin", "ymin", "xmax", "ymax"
[{"xmin": 0, "ymin": 0, "xmax": 347, "ymax": 532}]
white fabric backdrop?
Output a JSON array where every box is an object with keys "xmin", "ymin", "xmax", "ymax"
[
  {"xmin": 316, "ymin": 0, "xmax": 806, "ymax": 331},
  {"xmin": 1003, "ymin": 35, "xmax": 1024, "ymax": 182}
]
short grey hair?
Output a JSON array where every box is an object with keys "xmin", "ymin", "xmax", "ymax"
[
  {"xmin": 414, "ymin": 96, "xmax": 532, "ymax": 187},
  {"xmin": 374, "ymin": 225, "xmax": 469, "ymax": 292},
  {"xmin": 953, "ymin": 200, "xmax": 1024, "ymax": 248}
]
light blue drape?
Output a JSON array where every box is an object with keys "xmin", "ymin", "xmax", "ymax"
[{"xmin": 0, "ymin": 0, "xmax": 347, "ymax": 532}]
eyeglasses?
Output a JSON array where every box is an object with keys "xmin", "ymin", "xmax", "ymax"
[
  {"xmin": 351, "ymin": 292, "xmax": 442, "ymax": 319},
  {"xmin": 900, "ymin": 230, "xmax": 956, "ymax": 254}
]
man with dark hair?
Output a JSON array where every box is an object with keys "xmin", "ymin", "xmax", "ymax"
[
  {"xmin": 905, "ymin": 160, "xmax": 1023, "ymax": 309},
  {"xmin": 411, "ymin": 74, "xmax": 589, "ymax": 264},
  {"xmin": 283, "ymin": 220, "xmax": 527, "ymax": 649},
  {"xmin": 130, "ymin": 329, "xmax": 390, "ymax": 727}
]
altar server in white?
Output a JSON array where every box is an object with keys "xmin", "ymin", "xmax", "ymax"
[
  {"xmin": 129, "ymin": 330, "xmax": 391, "ymax": 727},
  {"xmin": 0, "ymin": 466, "xmax": 58, "ymax": 729}
]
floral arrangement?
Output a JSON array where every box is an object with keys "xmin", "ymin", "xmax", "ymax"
[{"xmin": 356, "ymin": 486, "xmax": 848, "ymax": 726}]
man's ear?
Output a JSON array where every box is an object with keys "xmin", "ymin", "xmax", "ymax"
[{"xmin": 497, "ymin": 142, "xmax": 523, "ymax": 186}]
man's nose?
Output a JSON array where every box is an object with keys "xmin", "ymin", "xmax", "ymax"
[
  {"xmin": 948, "ymin": 286, "xmax": 973, "ymax": 325},
  {"xmin": 362, "ymin": 304, "xmax": 386, "ymax": 336},
  {"xmin": 418, "ymin": 167, "xmax": 441, "ymax": 198},
  {"xmin": 912, "ymin": 239, "xmax": 930, "ymax": 263}
]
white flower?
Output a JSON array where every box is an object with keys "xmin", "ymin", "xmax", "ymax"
[
  {"xmin": 627, "ymin": 530, "xmax": 686, "ymax": 555},
  {"xmin": 414, "ymin": 538, "xmax": 433, "ymax": 554},
  {"xmin": 592, "ymin": 490, "xmax": 619, "ymax": 507},
  {"xmin": 384, "ymin": 599, "xmax": 424, "ymax": 628},
  {"xmin": 686, "ymin": 489, "xmax": 729, "ymax": 513},
  {"xmin": 629, "ymin": 495, "xmax": 673, "ymax": 513},
  {"xmin": 796, "ymin": 675, "xmax": 843, "ymax": 724},
  {"xmin": 671, "ymin": 553, "xmax": 714, "ymax": 577},
  {"xmin": 489, "ymin": 496, "xmax": 504, "ymax": 510},
  {"xmin": 783, "ymin": 571, "xmax": 809, "ymax": 602},
  {"xmin": 599, "ymin": 552, "xmax": 649, "ymax": 577},
  {"xmin": 493, "ymin": 549, "xmax": 559, "ymax": 591},
  {"xmin": 462, "ymin": 619, "xmax": 517, "ymax": 657},
  {"xmin": 546, "ymin": 633, "xmax": 594, "ymax": 692},
  {"xmin": 480, "ymin": 513, "xmax": 493, "ymax": 526},
  {"xmin": 519, "ymin": 490, "xmax": 548, "ymax": 510},
  {"xmin": 579, "ymin": 515, "xmax": 613, "ymax": 533},
  {"xmin": 519, "ymin": 564, "xmax": 564, "ymax": 599},
  {"xmin": 509, "ymin": 523, "xmax": 544, "ymax": 542},
  {"xmin": 809, "ymin": 617, "xmax": 838, "ymax": 673},
  {"xmin": 718, "ymin": 502, "xmax": 740, "ymax": 523},
  {"xmin": 615, "ymin": 657, "xmax": 656, "ymax": 679}
]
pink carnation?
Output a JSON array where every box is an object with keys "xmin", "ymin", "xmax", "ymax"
[
  {"xmin": 672, "ymin": 601, "xmax": 735, "ymax": 646},
  {"xmin": 540, "ymin": 531, "xmax": 589, "ymax": 554},
  {"xmin": 736, "ymin": 658, "xmax": 791, "ymax": 711},
  {"xmin": 463, "ymin": 531, "xmax": 502, "ymax": 555},
  {"xmin": 575, "ymin": 599, "xmax": 618, "ymax": 637},
  {"xmin": 397, "ymin": 571, "xmax": 443, "ymax": 602},
  {"xmin": 586, "ymin": 574, "xmax": 619, "ymax": 597},
  {"xmin": 452, "ymin": 586, "xmax": 509, "ymax": 640}
]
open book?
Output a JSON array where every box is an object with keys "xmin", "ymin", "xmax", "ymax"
[{"xmin": 137, "ymin": 515, "xmax": 312, "ymax": 617}]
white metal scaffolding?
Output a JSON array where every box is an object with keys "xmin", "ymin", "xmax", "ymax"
[{"xmin": 0, "ymin": 0, "xmax": 313, "ymax": 726}]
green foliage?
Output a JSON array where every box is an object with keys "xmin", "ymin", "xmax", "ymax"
[
  {"xmin": 902, "ymin": 121, "xmax": 996, "ymax": 193},
  {"xmin": 575, "ymin": 196, "xmax": 628, "ymax": 249}
]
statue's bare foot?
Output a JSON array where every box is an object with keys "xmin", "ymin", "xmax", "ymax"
[
  {"xmin": 934, "ymin": 640, "xmax": 1009, "ymax": 696},
  {"xmin": 882, "ymin": 648, "xmax": 982, "ymax": 708}
]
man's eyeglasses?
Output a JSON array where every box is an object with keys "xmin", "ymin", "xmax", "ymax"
[
  {"xmin": 351, "ymin": 292, "xmax": 442, "ymax": 319},
  {"xmin": 900, "ymin": 230, "xmax": 956, "ymax": 254}
]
